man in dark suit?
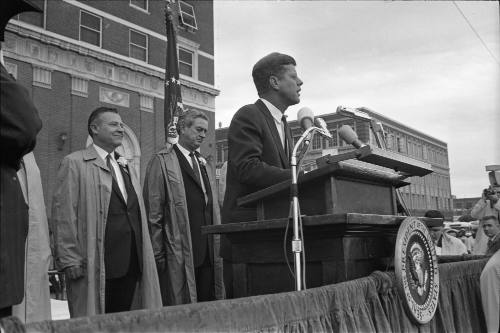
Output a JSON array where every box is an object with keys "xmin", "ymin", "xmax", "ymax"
[
  {"xmin": 144, "ymin": 109, "xmax": 224, "ymax": 304},
  {"xmin": 221, "ymin": 52, "xmax": 303, "ymax": 224},
  {"xmin": 52, "ymin": 107, "xmax": 161, "ymax": 317},
  {"xmin": 220, "ymin": 52, "xmax": 303, "ymax": 297},
  {"xmin": 0, "ymin": 0, "xmax": 43, "ymax": 318}
]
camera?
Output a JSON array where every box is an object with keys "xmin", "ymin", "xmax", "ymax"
[{"xmin": 483, "ymin": 187, "xmax": 496, "ymax": 197}]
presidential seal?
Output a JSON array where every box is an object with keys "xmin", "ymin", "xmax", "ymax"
[{"xmin": 395, "ymin": 216, "xmax": 439, "ymax": 324}]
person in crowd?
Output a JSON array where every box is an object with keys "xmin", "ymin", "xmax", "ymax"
[
  {"xmin": 425, "ymin": 210, "xmax": 467, "ymax": 255},
  {"xmin": 482, "ymin": 215, "xmax": 500, "ymax": 256},
  {"xmin": 12, "ymin": 153, "xmax": 51, "ymax": 323},
  {"xmin": 459, "ymin": 229, "xmax": 475, "ymax": 254},
  {"xmin": 480, "ymin": 248, "xmax": 500, "ymax": 333},
  {"xmin": 221, "ymin": 52, "xmax": 302, "ymax": 224},
  {"xmin": 471, "ymin": 187, "xmax": 500, "ymax": 255},
  {"xmin": 52, "ymin": 107, "xmax": 161, "ymax": 317},
  {"xmin": 143, "ymin": 109, "xmax": 224, "ymax": 305},
  {"xmin": 220, "ymin": 52, "xmax": 303, "ymax": 297},
  {"xmin": 0, "ymin": 0, "xmax": 43, "ymax": 319}
]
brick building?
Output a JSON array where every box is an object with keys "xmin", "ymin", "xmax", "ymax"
[
  {"xmin": 453, "ymin": 197, "xmax": 481, "ymax": 217},
  {"xmin": 216, "ymin": 108, "xmax": 454, "ymax": 218},
  {"xmin": 3, "ymin": 0, "xmax": 218, "ymax": 216}
]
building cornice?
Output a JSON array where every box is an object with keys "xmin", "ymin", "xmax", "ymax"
[
  {"xmin": 4, "ymin": 29, "xmax": 217, "ymax": 112},
  {"xmin": 6, "ymin": 20, "xmax": 219, "ymax": 97}
]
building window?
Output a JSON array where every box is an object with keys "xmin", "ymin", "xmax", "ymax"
[
  {"xmin": 312, "ymin": 134, "xmax": 322, "ymax": 150},
  {"xmin": 129, "ymin": 29, "xmax": 148, "ymax": 62},
  {"xmin": 16, "ymin": 0, "xmax": 45, "ymax": 27},
  {"xmin": 216, "ymin": 143, "xmax": 223, "ymax": 163},
  {"xmin": 80, "ymin": 11, "xmax": 101, "ymax": 47},
  {"xmin": 179, "ymin": 48, "xmax": 193, "ymax": 77},
  {"xmin": 130, "ymin": 0, "xmax": 148, "ymax": 11},
  {"xmin": 330, "ymin": 130, "xmax": 338, "ymax": 147},
  {"xmin": 178, "ymin": 1, "xmax": 198, "ymax": 30}
]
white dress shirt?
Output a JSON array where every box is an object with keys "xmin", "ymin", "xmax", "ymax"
[
  {"xmin": 93, "ymin": 144, "xmax": 127, "ymax": 201},
  {"xmin": 260, "ymin": 98, "xmax": 286, "ymax": 148}
]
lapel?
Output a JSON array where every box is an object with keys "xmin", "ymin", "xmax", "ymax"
[
  {"xmin": 196, "ymin": 152, "xmax": 213, "ymax": 205},
  {"xmin": 83, "ymin": 145, "xmax": 107, "ymax": 171},
  {"xmin": 174, "ymin": 145, "xmax": 203, "ymax": 191},
  {"xmin": 255, "ymin": 100, "xmax": 289, "ymax": 168},
  {"xmin": 83, "ymin": 145, "xmax": 127, "ymax": 205}
]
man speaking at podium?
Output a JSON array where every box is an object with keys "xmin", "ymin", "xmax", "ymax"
[
  {"xmin": 221, "ymin": 52, "xmax": 303, "ymax": 297},
  {"xmin": 221, "ymin": 52, "xmax": 303, "ymax": 224}
]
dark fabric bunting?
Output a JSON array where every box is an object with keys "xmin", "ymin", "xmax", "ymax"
[{"xmin": 26, "ymin": 258, "xmax": 488, "ymax": 333}]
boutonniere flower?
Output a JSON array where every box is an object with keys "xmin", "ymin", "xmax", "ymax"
[
  {"xmin": 197, "ymin": 156, "xmax": 207, "ymax": 167},
  {"xmin": 117, "ymin": 156, "xmax": 128, "ymax": 168}
]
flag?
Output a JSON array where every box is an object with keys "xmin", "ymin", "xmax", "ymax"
[{"xmin": 164, "ymin": 2, "xmax": 183, "ymax": 143}]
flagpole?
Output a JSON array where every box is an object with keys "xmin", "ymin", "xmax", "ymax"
[{"xmin": 164, "ymin": 1, "xmax": 183, "ymax": 144}]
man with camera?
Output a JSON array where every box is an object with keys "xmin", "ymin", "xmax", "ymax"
[{"xmin": 470, "ymin": 168, "xmax": 500, "ymax": 255}]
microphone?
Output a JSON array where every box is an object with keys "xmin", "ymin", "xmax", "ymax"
[
  {"xmin": 314, "ymin": 118, "xmax": 332, "ymax": 138},
  {"xmin": 297, "ymin": 107, "xmax": 315, "ymax": 146},
  {"xmin": 336, "ymin": 106, "xmax": 372, "ymax": 121},
  {"xmin": 338, "ymin": 125, "xmax": 366, "ymax": 149},
  {"xmin": 297, "ymin": 107, "xmax": 314, "ymax": 131}
]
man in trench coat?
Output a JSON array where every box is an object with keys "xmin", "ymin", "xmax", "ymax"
[
  {"xmin": 143, "ymin": 109, "xmax": 224, "ymax": 305},
  {"xmin": 52, "ymin": 107, "xmax": 162, "ymax": 317}
]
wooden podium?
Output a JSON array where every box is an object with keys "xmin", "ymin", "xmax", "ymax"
[{"xmin": 204, "ymin": 146, "xmax": 434, "ymax": 297}]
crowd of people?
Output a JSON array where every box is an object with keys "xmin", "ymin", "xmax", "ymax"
[
  {"xmin": 424, "ymin": 189, "xmax": 500, "ymax": 332},
  {"xmin": 1, "ymin": 2, "xmax": 499, "ymax": 332}
]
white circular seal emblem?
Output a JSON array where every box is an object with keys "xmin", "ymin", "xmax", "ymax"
[{"xmin": 395, "ymin": 216, "xmax": 439, "ymax": 324}]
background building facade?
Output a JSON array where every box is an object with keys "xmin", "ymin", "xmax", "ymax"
[
  {"xmin": 216, "ymin": 108, "xmax": 454, "ymax": 218},
  {"xmin": 4, "ymin": 0, "xmax": 218, "ymax": 216}
]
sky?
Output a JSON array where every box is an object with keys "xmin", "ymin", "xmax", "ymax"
[{"xmin": 213, "ymin": 0, "xmax": 500, "ymax": 198}]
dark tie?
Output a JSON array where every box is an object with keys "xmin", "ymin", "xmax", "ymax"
[
  {"xmin": 282, "ymin": 115, "xmax": 289, "ymax": 159},
  {"xmin": 189, "ymin": 152, "xmax": 202, "ymax": 185},
  {"xmin": 106, "ymin": 154, "xmax": 117, "ymax": 181}
]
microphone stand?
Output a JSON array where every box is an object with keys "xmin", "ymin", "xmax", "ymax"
[{"xmin": 290, "ymin": 124, "xmax": 331, "ymax": 291}]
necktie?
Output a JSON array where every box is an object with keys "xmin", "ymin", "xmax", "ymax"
[
  {"xmin": 106, "ymin": 154, "xmax": 117, "ymax": 181},
  {"xmin": 282, "ymin": 115, "xmax": 289, "ymax": 159},
  {"xmin": 189, "ymin": 152, "xmax": 202, "ymax": 185}
]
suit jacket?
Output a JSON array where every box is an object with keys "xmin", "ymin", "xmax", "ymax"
[
  {"xmin": 104, "ymin": 157, "xmax": 143, "ymax": 279},
  {"xmin": 0, "ymin": 64, "xmax": 42, "ymax": 308},
  {"xmin": 222, "ymin": 99, "xmax": 292, "ymax": 225},
  {"xmin": 174, "ymin": 145, "xmax": 213, "ymax": 267},
  {"xmin": 486, "ymin": 233, "xmax": 500, "ymax": 256}
]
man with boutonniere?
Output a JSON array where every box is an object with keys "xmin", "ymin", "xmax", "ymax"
[
  {"xmin": 144, "ymin": 109, "xmax": 224, "ymax": 305},
  {"xmin": 52, "ymin": 107, "xmax": 161, "ymax": 317}
]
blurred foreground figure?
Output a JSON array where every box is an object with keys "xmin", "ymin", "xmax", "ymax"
[
  {"xmin": 480, "ymin": 249, "xmax": 500, "ymax": 333},
  {"xmin": 12, "ymin": 153, "xmax": 51, "ymax": 323},
  {"xmin": 0, "ymin": 0, "xmax": 43, "ymax": 318}
]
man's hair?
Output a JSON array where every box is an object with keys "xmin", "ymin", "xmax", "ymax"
[
  {"xmin": 88, "ymin": 106, "xmax": 119, "ymax": 137},
  {"xmin": 252, "ymin": 52, "xmax": 296, "ymax": 96},
  {"xmin": 177, "ymin": 109, "xmax": 209, "ymax": 133},
  {"xmin": 424, "ymin": 210, "xmax": 444, "ymax": 219},
  {"xmin": 481, "ymin": 215, "xmax": 499, "ymax": 223}
]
